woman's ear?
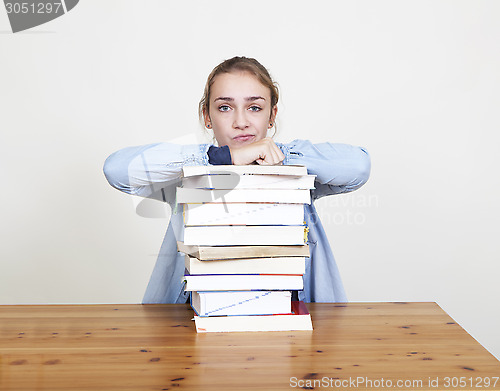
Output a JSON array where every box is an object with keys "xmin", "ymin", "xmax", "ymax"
[
  {"xmin": 269, "ymin": 105, "xmax": 278, "ymax": 128},
  {"xmin": 203, "ymin": 108, "xmax": 212, "ymax": 129}
]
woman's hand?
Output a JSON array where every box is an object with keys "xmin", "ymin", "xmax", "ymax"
[{"xmin": 229, "ymin": 137, "xmax": 285, "ymax": 166}]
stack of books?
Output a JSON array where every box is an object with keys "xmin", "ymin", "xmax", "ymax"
[{"xmin": 176, "ymin": 164, "xmax": 315, "ymax": 333}]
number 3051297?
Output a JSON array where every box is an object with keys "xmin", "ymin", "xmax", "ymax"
[
  {"xmin": 443, "ymin": 377, "xmax": 499, "ymax": 388},
  {"xmin": 5, "ymin": 3, "xmax": 62, "ymax": 14}
]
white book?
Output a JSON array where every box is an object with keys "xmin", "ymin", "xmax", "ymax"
[
  {"xmin": 182, "ymin": 174, "xmax": 315, "ymax": 190},
  {"xmin": 182, "ymin": 165, "xmax": 308, "ymax": 178},
  {"xmin": 191, "ymin": 291, "xmax": 292, "ymax": 317},
  {"xmin": 176, "ymin": 187, "xmax": 311, "ymax": 204},
  {"xmin": 183, "ymin": 273, "xmax": 304, "ymax": 291},
  {"xmin": 183, "ymin": 203, "xmax": 304, "ymax": 226},
  {"xmin": 183, "ymin": 225, "xmax": 307, "ymax": 246},
  {"xmin": 185, "ymin": 255, "xmax": 306, "ymax": 275},
  {"xmin": 194, "ymin": 301, "xmax": 313, "ymax": 333}
]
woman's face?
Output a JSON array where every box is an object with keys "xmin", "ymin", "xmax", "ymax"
[{"xmin": 205, "ymin": 71, "xmax": 277, "ymax": 148}]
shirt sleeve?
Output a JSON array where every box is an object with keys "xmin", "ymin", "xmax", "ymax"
[
  {"xmin": 207, "ymin": 145, "xmax": 232, "ymax": 165},
  {"xmin": 103, "ymin": 142, "xmax": 211, "ymax": 203},
  {"xmin": 280, "ymin": 139, "xmax": 371, "ymax": 200}
]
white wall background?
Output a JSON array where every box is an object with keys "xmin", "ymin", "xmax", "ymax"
[{"xmin": 1, "ymin": 0, "xmax": 499, "ymax": 359}]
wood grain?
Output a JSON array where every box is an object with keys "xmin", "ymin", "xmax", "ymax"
[{"xmin": 1, "ymin": 302, "xmax": 499, "ymax": 390}]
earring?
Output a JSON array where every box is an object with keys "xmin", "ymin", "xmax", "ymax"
[
  {"xmin": 206, "ymin": 124, "xmax": 211, "ymax": 129},
  {"xmin": 269, "ymin": 122, "xmax": 273, "ymax": 127}
]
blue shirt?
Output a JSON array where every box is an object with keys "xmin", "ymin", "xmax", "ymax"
[{"xmin": 103, "ymin": 139, "xmax": 371, "ymax": 303}]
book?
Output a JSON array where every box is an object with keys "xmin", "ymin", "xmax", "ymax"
[
  {"xmin": 180, "ymin": 164, "xmax": 314, "ymax": 334},
  {"xmin": 176, "ymin": 187, "xmax": 311, "ymax": 204},
  {"xmin": 183, "ymin": 225, "xmax": 308, "ymax": 246},
  {"xmin": 185, "ymin": 255, "xmax": 306, "ymax": 275},
  {"xmin": 177, "ymin": 241, "xmax": 310, "ymax": 260},
  {"xmin": 182, "ymin": 165, "xmax": 308, "ymax": 178},
  {"xmin": 182, "ymin": 173, "xmax": 315, "ymax": 190},
  {"xmin": 183, "ymin": 203, "xmax": 305, "ymax": 226},
  {"xmin": 194, "ymin": 301, "xmax": 313, "ymax": 332},
  {"xmin": 183, "ymin": 273, "xmax": 304, "ymax": 291},
  {"xmin": 191, "ymin": 290, "xmax": 292, "ymax": 317}
]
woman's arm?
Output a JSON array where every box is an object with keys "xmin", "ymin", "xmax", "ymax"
[
  {"xmin": 103, "ymin": 142, "xmax": 210, "ymax": 200},
  {"xmin": 280, "ymin": 139, "xmax": 371, "ymax": 199}
]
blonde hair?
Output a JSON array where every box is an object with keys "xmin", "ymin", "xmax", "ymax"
[{"xmin": 199, "ymin": 56, "xmax": 279, "ymax": 127}]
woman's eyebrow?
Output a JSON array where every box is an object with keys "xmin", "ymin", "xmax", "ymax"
[
  {"xmin": 214, "ymin": 96, "xmax": 233, "ymax": 102},
  {"xmin": 213, "ymin": 96, "xmax": 266, "ymax": 102},
  {"xmin": 246, "ymin": 96, "xmax": 266, "ymax": 101}
]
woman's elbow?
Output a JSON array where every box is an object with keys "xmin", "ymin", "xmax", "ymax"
[
  {"xmin": 358, "ymin": 147, "xmax": 371, "ymax": 185},
  {"xmin": 347, "ymin": 147, "xmax": 371, "ymax": 191},
  {"xmin": 103, "ymin": 153, "xmax": 132, "ymax": 194}
]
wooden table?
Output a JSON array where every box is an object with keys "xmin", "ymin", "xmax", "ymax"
[{"xmin": 1, "ymin": 302, "xmax": 499, "ymax": 390}]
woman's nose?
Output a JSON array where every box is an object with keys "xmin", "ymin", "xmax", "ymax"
[{"xmin": 233, "ymin": 109, "xmax": 249, "ymax": 129}]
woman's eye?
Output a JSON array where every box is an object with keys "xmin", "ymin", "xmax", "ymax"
[
  {"xmin": 249, "ymin": 106, "xmax": 262, "ymax": 112},
  {"xmin": 218, "ymin": 105, "xmax": 231, "ymax": 112}
]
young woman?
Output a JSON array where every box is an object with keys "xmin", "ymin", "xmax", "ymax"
[{"xmin": 104, "ymin": 56, "xmax": 371, "ymax": 304}]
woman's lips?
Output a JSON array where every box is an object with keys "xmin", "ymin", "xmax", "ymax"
[{"xmin": 233, "ymin": 134, "xmax": 255, "ymax": 142}]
